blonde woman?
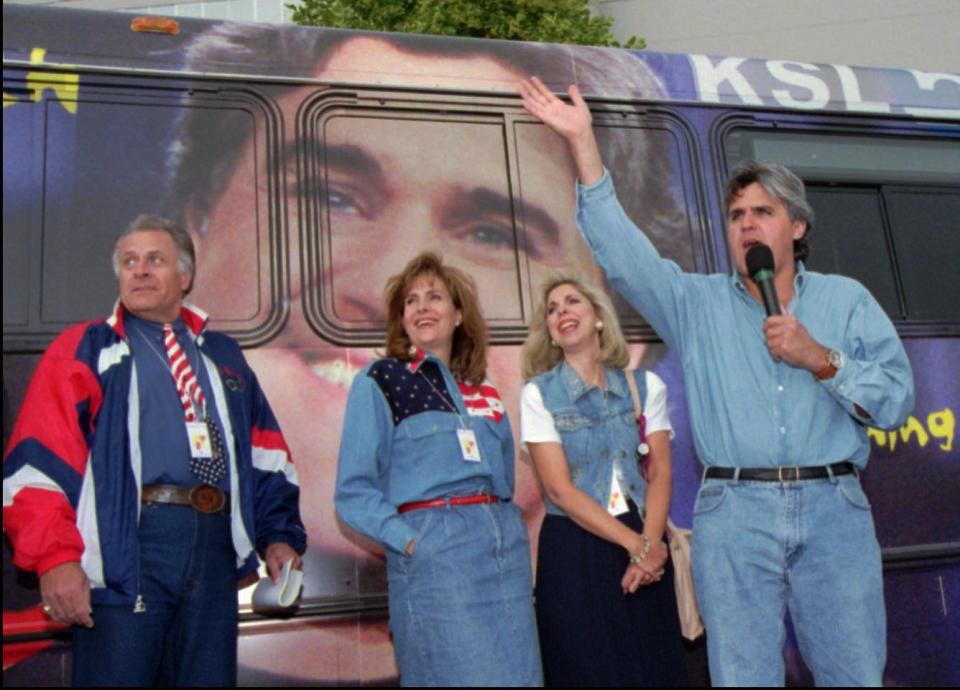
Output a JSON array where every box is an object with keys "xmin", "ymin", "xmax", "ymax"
[{"xmin": 521, "ymin": 274, "xmax": 686, "ymax": 686}]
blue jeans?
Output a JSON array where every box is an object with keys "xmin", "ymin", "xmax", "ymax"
[
  {"xmin": 385, "ymin": 500, "xmax": 542, "ymax": 687},
  {"xmin": 691, "ymin": 472, "xmax": 885, "ymax": 687},
  {"xmin": 72, "ymin": 503, "xmax": 238, "ymax": 687}
]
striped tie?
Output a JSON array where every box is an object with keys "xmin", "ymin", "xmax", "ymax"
[
  {"xmin": 163, "ymin": 324, "xmax": 226, "ymax": 484},
  {"xmin": 164, "ymin": 324, "xmax": 203, "ymax": 422}
]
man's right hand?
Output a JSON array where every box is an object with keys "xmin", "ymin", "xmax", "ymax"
[
  {"xmin": 40, "ymin": 561, "xmax": 93, "ymax": 628},
  {"xmin": 517, "ymin": 77, "xmax": 605, "ymax": 185}
]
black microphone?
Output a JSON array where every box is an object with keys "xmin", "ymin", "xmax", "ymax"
[{"xmin": 745, "ymin": 244, "xmax": 782, "ymax": 316}]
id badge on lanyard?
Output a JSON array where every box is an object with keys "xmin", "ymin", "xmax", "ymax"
[
  {"xmin": 186, "ymin": 420, "xmax": 213, "ymax": 458},
  {"xmin": 607, "ymin": 464, "xmax": 630, "ymax": 516},
  {"xmin": 457, "ymin": 428, "xmax": 482, "ymax": 462}
]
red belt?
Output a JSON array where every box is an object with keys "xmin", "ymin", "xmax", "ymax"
[{"xmin": 398, "ymin": 494, "xmax": 500, "ymax": 514}]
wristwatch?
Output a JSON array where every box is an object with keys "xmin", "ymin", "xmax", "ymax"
[{"xmin": 814, "ymin": 348, "xmax": 845, "ymax": 381}]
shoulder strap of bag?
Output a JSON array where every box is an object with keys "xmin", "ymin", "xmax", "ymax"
[{"xmin": 625, "ymin": 368, "xmax": 642, "ymax": 419}]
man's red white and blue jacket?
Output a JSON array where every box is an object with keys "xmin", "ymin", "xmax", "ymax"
[{"xmin": 3, "ymin": 302, "xmax": 306, "ymax": 606}]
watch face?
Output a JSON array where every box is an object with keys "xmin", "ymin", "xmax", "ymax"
[{"xmin": 828, "ymin": 349, "xmax": 845, "ymax": 368}]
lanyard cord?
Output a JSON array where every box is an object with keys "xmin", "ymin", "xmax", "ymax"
[
  {"xmin": 131, "ymin": 325, "xmax": 207, "ymax": 420},
  {"xmin": 416, "ymin": 365, "xmax": 468, "ymax": 429}
]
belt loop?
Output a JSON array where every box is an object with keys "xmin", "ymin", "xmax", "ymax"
[
  {"xmin": 826, "ymin": 462, "xmax": 837, "ymax": 484},
  {"xmin": 731, "ymin": 467, "xmax": 741, "ymax": 485}
]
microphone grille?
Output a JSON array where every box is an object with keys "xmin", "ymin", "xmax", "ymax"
[{"xmin": 746, "ymin": 244, "xmax": 775, "ymax": 277}]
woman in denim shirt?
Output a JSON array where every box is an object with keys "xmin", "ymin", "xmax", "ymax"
[
  {"xmin": 520, "ymin": 274, "xmax": 686, "ymax": 686},
  {"xmin": 335, "ymin": 252, "xmax": 541, "ymax": 686}
]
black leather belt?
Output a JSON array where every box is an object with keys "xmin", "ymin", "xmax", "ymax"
[
  {"xmin": 141, "ymin": 484, "xmax": 230, "ymax": 514},
  {"xmin": 704, "ymin": 461, "xmax": 857, "ymax": 482}
]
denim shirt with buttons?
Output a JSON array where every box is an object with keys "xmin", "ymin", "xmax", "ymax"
[
  {"xmin": 532, "ymin": 362, "xmax": 648, "ymax": 517},
  {"xmin": 336, "ymin": 354, "xmax": 514, "ymax": 555}
]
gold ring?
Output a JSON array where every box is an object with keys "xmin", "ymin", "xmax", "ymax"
[{"xmin": 42, "ymin": 604, "xmax": 54, "ymax": 616}]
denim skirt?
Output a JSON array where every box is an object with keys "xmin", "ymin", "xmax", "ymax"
[{"xmin": 385, "ymin": 500, "xmax": 542, "ymax": 687}]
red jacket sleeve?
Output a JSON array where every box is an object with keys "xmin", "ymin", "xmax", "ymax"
[{"xmin": 3, "ymin": 324, "xmax": 103, "ymax": 575}]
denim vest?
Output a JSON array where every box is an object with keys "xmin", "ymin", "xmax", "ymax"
[{"xmin": 532, "ymin": 362, "xmax": 648, "ymax": 517}]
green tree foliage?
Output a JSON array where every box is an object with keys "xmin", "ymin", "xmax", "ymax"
[{"xmin": 287, "ymin": 0, "xmax": 645, "ymax": 48}]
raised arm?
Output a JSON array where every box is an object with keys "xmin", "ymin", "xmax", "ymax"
[
  {"xmin": 519, "ymin": 77, "xmax": 692, "ymax": 352},
  {"xmin": 518, "ymin": 77, "xmax": 604, "ymax": 186}
]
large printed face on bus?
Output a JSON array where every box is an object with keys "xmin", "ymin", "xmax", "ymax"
[
  {"xmin": 193, "ymin": 37, "xmax": 585, "ymax": 327},
  {"xmin": 186, "ymin": 37, "xmax": 588, "ymax": 578}
]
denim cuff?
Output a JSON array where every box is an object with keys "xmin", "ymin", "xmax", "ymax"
[
  {"xmin": 381, "ymin": 516, "xmax": 419, "ymax": 555},
  {"xmin": 575, "ymin": 167, "xmax": 613, "ymax": 199}
]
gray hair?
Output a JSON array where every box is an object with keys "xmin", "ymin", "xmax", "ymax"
[
  {"xmin": 113, "ymin": 214, "xmax": 196, "ymax": 294},
  {"xmin": 723, "ymin": 160, "xmax": 814, "ymax": 262},
  {"xmin": 521, "ymin": 271, "xmax": 630, "ymax": 380}
]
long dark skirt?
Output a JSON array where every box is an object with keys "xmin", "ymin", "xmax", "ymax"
[{"xmin": 535, "ymin": 507, "xmax": 688, "ymax": 687}]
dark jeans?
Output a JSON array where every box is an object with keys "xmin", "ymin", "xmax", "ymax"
[{"xmin": 72, "ymin": 503, "xmax": 238, "ymax": 687}]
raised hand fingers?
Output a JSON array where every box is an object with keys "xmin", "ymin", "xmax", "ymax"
[
  {"xmin": 518, "ymin": 76, "xmax": 559, "ymax": 115},
  {"xmin": 567, "ymin": 84, "xmax": 587, "ymax": 108}
]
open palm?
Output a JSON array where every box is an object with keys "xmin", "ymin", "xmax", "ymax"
[{"xmin": 518, "ymin": 76, "xmax": 593, "ymax": 141}]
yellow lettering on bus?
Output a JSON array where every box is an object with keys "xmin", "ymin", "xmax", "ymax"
[{"xmin": 26, "ymin": 47, "xmax": 79, "ymax": 114}]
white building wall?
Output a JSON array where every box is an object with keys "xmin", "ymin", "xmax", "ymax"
[
  {"xmin": 5, "ymin": 0, "xmax": 294, "ymax": 23},
  {"xmin": 6, "ymin": 0, "xmax": 959, "ymax": 71},
  {"xmin": 594, "ymin": 0, "xmax": 960, "ymax": 72}
]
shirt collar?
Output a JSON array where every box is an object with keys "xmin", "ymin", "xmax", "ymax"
[
  {"xmin": 557, "ymin": 361, "xmax": 626, "ymax": 401},
  {"xmin": 108, "ymin": 300, "xmax": 209, "ymax": 339},
  {"xmin": 730, "ymin": 260, "xmax": 807, "ymax": 300},
  {"xmin": 125, "ymin": 312, "xmax": 185, "ymax": 337}
]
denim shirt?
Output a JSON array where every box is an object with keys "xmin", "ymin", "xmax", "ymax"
[
  {"xmin": 576, "ymin": 170, "xmax": 915, "ymax": 469},
  {"xmin": 335, "ymin": 354, "xmax": 515, "ymax": 554},
  {"xmin": 531, "ymin": 362, "xmax": 648, "ymax": 517}
]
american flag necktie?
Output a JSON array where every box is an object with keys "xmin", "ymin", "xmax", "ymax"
[{"xmin": 163, "ymin": 324, "xmax": 226, "ymax": 484}]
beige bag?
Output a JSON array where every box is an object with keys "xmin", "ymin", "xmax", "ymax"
[{"xmin": 625, "ymin": 369, "xmax": 705, "ymax": 641}]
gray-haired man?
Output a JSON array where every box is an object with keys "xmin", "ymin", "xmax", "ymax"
[{"xmin": 519, "ymin": 76, "xmax": 914, "ymax": 686}]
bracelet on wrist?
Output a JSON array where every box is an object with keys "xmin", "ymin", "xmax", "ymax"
[{"xmin": 629, "ymin": 534, "xmax": 651, "ymax": 565}]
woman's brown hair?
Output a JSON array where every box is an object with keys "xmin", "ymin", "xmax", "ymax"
[{"xmin": 383, "ymin": 252, "xmax": 488, "ymax": 384}]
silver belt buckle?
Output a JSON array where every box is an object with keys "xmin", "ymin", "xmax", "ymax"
[{"xmin": 778, "ymin": 466, "xmax": 801, "ymax": 482}]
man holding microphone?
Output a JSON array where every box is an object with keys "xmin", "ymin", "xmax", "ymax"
[{"xmin": 518, "ymin": 76, "xmax": 914, "ymax": 686}]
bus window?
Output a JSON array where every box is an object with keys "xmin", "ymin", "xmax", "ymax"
[
  {"xmin": 312, "ymin": 111, "xmax": 526, "ymax": 332},
  {"xmin": 515, "ymin": 113, "xmax": 703, "ymax": 337},
  {"xmin": 724, "ymin": 128, "xmax": 960, "ymax": 325},
  {"xmin": 726, "ymin": 130, "xmax": 960, "ymax": 185},
  {"xmin": 3, "ymin": 87, "xmax": 42, "ymax": 335},
  {"xmin": 1, "ymin": 74, "xmax": 285, "ymax": 350},
  {"xmin": 305, "ymin": 104, "xmax": 705, "ymax": 343},
  {"xmin": 885, "ymin": 187, "xmax": 960, "ymax": 319},
  {"xmin": 803, "ymin": 187, "xmax": 901, "ymax": 316}
]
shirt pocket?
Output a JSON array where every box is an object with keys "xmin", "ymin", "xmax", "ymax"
[
  {"xmin": 553, "ymin": 411, "xmax": 591, "ymax": 432},
  {"xmin": 400, "ymin": 412, "xmax": 461, "ymax": 440}
]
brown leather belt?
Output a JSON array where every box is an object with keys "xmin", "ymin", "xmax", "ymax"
[
  {"xmin": 141, "ymin": 484, "xmax": 230, "ymax": 515},
  {"xmin": 398, "ymin": 494, "xmax": 500, "ymax": 514}
]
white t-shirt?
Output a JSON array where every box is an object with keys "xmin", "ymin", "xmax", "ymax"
[{"xmin": 520, "ymin": 370, "xmax": 673, "ymax": 445}]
